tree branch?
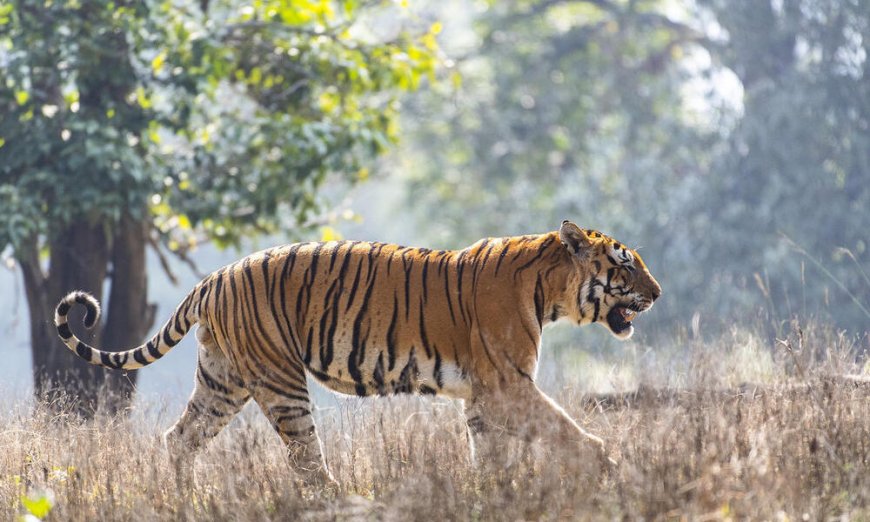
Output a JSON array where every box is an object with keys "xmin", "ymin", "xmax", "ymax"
[{"xmin": 146, "ymin": 230, "xmax": 179, "ymax": 286}]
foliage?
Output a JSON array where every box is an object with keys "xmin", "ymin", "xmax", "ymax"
[
  {"xmin": 391, "ymin": 0, "xmax": 719, "ymax": 328},
  {"xmin": 0, "ymin": 0, "xmax": 439, "ymax": 252},
  {"xmin": 389, "ymin": 0, "xmax": 870, "ymax": 333},
  {"xmin": 694, "ymin": 0, "xmax": 870, "ymax": 328}
]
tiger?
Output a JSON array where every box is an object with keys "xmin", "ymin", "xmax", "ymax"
[{"xmin": 54, "ymin": 220, "xmax": 661, "ymax": 485}]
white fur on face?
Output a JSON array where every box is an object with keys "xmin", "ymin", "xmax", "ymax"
[{"xmin": 608, "ymin": 243, "xmax": 635, "ymax": 266}]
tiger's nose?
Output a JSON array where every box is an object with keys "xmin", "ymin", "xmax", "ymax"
[{"xmin": 651, "ymin": 288, "xmax": 661, "ymax": 302}]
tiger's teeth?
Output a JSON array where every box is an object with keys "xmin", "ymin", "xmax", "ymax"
[{"xmin": 621, "ymin": 309, "xmax": 636, "ymax": 321}]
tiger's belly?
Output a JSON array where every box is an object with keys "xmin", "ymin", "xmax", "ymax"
[{"xmin": 306, "ymin": 349, "xmax": 472, "ymax": 400}]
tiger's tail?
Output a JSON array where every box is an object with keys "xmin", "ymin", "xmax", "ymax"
[{"xmin": 54, "ymin": 288, "xmax": 201, "ymax": 370}]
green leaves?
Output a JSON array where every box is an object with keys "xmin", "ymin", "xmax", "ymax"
[
  {"xmin": 0, "ymin": 0, "xmax": 441, "ymax": 254},
  {"xmin": 0, "ymin": 3, "xmax": 12, "ymax": 25}
]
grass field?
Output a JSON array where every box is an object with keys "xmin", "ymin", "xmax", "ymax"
[{"xmin": 2, "ymin": 323, "xmax": 868, "ymax": 520}]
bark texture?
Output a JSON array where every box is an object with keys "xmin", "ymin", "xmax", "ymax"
[{"xmin": 21, "ymin": 215, "xmax": 154, "ymax": 416}]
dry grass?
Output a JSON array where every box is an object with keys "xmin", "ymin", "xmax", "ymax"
[{"xmin": 2, "ymin": 323, "xmax": 869, "ymax": 521}]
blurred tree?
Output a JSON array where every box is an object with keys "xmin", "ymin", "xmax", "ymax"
[
  {"xmin": 391, "ymin": 0, "xmax": 870, "ymax": 335},
  {"xmin": 695, "ymin": 0, "xmax": 870, "ymax": 329},
  {"xmin": 394, "ymin": 0, "xmax": 719, "ymax": 328},
  {"xmin": 0, "ymin": 0, "xmax": 437, "ymax": 413}
]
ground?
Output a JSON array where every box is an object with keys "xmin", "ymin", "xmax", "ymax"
[{"xmin": 2, "ymin": 324, "xmax": 868, "ymax": 520}]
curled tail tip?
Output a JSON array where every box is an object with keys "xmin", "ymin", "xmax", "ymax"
[{"xmin": 55, "ymin": 291, "xmax": 101, "ymax": 330}]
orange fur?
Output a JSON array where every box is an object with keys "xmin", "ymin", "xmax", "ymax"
[{"xmin": 55, "ymin": 221, "xmax": 661, "ymax": 484}]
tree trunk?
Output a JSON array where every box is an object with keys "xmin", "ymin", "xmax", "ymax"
[
  {"xmin": 24, "ymin": 219, "xmax": 111, "ymax": 414},
  {"xmin": 101, "ymin": 215, "xmax": 156, "ymax": 413},
  {"xmin": 21, "ymin": 215, "xmax": 156, "ymax": 416}
]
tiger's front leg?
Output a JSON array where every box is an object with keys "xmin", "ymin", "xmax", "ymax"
[{"xmin": 465, "ymin": 381, "xmax": 613, "ymax": 478}]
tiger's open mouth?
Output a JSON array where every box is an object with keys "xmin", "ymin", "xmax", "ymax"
[{"xmin": 606, "ymin": 304, "xmax": 641, "ymax": 335}]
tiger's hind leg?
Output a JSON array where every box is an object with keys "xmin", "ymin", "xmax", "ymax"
[
  {"xmin": 163, "ymin": 326, "xmax": 251, "ymax": 479},
  {"xmin": 250, "ymin": 372, "xmax": 335, "ymax": 488}
]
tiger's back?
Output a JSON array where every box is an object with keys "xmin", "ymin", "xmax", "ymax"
[{"xmin": 204, "ymin": 240, "xmax": 481, "ymax": 400}]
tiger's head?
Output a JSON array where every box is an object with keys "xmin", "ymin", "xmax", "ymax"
[{"xmin": 557, "ymin": 220, "xmax": 661, "ymax": 340}]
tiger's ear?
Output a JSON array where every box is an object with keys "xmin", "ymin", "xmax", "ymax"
[{"xmin": 559, "ymin": 220, "xmax": 592, "ymax": 257}]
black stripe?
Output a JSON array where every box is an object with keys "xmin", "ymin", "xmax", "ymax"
[
  {"xmin": 477, "ymin": 240, "xmax": 495, "ymax": 272},
  {"xmin": 394, "ymin": 349, "xmax": 419, "ymax": 394},
  {"xmin": 327, "ymin": 242, "xmax": 342, "ymax": 272},
  {"xmin": 507, "ymin": 356, "xmax": 534, "ymax": 381},
  {"xmin": 57, "ymin": 323, "xmax": 72, "ymax": 340},
  {"xmin": 278, "ymin": 244, "xmax": 303, "ymax": 359},
  {"xmin": 472, "ymin": 240, "xmax": 495, "ymax": 291},
  {"xmin": 271, "ymin": 404, "xmax": 312, "ymax": 416},
  {"xmin": 307, "ymin": 367, "xmax": 332, "ymax": 382},
  {"xmin": 276, "ymin": 411, "xmax": 312, "ymax": 425},
  {"xmin": 115, "ymin": 352, "xmax": 129, "ymax": 367},
  {"xmin": 213, "ymin": 393, "xmax": 248, "ymax": 409},
  {"xmin": 293, "ymin": 262, "xmax": 313, "ymax": 323},
  {"xmin": 238, "ymin": 266, "xmax": 305, "ymax": 390},
  {"xmin": 373, "ymin": 352, "xmax": 387, "ymax": 395},
  {"xmin": 162, "ymin": 327, "xmax": 177, "ymax": 347},
  {"xmin": 348, "ymin": 266, "xmax": 379, "ymax": 391},
  {"xmin": 99, "ymin": 351, "xmax": 119, "ymax": 369},
  {"xmin": 147, "ymin": 339, "xmax": 163, "ymax": 360},
  {"xmin": 455, "ymin": 250, "xmax": 468, "ymax": 321},
  {"xmin": 494, "ymin": 243, "xmax": 511, "ymax": 275},
  {"xmin": 174, "ymin": 294, "xmax": 189, "ymax": 334},
  {"xmin": 466, "ymin": 415, "xmax": 486, "ymax": 434},
  {"xmin": 303, "ymin": 326, "xmax": 314, "ymax": 365},
  {"xmin": 83, "ymin": 305, "xmax": 98, "ymax": 328},
  {"xmin": 214, "ymin": 269, "xmax": 231, "ymax": 348},
  {"xmin": 421, "ymin": 255, "xmax": 430, "ymax": 303},
  {"xmin": 418, "ymin": 300, "xmax": 432, "ymax": 358},
  {"xmin": 318, "ymin": 279, "xmax": 338, "ymax": 370},
  {"xmin": 437, "ymin": 252, "xmax": 449, "ymax": 275},
  {"xmin": 308, "ymin": 242, "xmax": 324, "ymax": 280},
  {"xmin": 279, "ymin": 425, "xmax": 316, "ymax": 438},
  {"xmin": 198, "ymin": 360, "xmax": 231, "ymax": 394},
  {"xmin": 433, "ymin": 348, "xmax": 443, "ymax": 388},
  {"xmin": 533, "ymin": 275, "xmax": 544, "ymax": 329},
  {"xmin": 443, "ymin": 262, "xmax": 458, "ymax": 325},
  {"xmin": 76, "ymin": 342, "xmax": 91, "ymax": 361},
  {"xmin": 402, "ymin": 249, "xmax": 413, "ymax": 320},
  {"xmin": 365, "ymin": 243, "xmax": 383, "ymax": 283},
  {"xmin": 320, "ymin": 245, "xmax": 355, "ymax": 372},
  {"xmin": 57, "ymin": 302, "xmax": 71, "ymax": 316},
  {"xmin": 475, "ymin": 328, "xmax": 500, "ymax": 377},
  {"xmin": 420, "ymin": 385, "xmax": 437, "ymax": 395},
  {"xmin": 134, "ymin": 349, "xmax": 149, "ymax": 365},
  {"xmin": 262, "ymin": 254, "xmax": 299, "ymax": 366},
  {"xmin": 513, "ymin": 236, "xmax": 556, "ymax": 279},
  {"xmin": 344, "ymin": 256, "xmax": 365, "ymax": 313},
  {"xmin": 259, "ymin": 380, "xmax": 310, "ymax": 404},
  {"xmin": 387, "ymin": 294, "xmax": 399, "ymax": 371},
  {"xmin": 606, "ymin": 267, "xmax": 616, "ymax": 287},
  {"xmin": 550, "ymin": 305, "xmax": 561, "ymax": 322}
]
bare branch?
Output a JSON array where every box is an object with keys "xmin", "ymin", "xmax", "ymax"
[
  {"xmin": 146, "ymin": 230, "xmax": 180, "ymax": 286},
  {"xmin": 171, "ymin": 246, "xmax": 208, "ymax": 280}
]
